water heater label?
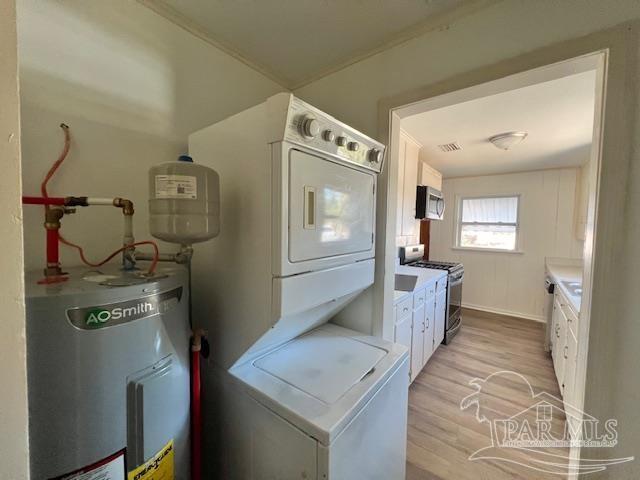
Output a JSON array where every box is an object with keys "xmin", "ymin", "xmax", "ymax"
[
  {"xmin": 67, "ymin": 287, "xmax": 183, "ymax": 330},
  {"xmin": 49, "ymin": 449, "xmax": 125, "ymax": 479},
  {"xmin": 127, "ymin": 439, "xmax": 174, "ymax": 480},
  {"xmin": 155, "ymin": 174, "xmax": 197, "ymax": 199}
]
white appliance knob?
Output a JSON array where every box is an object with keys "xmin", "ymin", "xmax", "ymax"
[
  {"xmin": 368, "ymin": 149, "xmax": 383, "ymax": 163},
  {"xmin": 336, "ymin": 136, "xmax": 347, "ymax": 147},
  {"xmin": 301, "ymin": 116, "xmax": 320, "ymax": 138},
  {"xmin": 322, "ymin": 129, "xmax": 335, "ymax": 142},
  {"xmin": 347, "ymin": 141, "xmax": 360, "ymax": 152}
]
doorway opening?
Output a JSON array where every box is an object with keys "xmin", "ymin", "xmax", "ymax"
[{"xmin": 383, "ymin": 51, "xmax": 607, "ymax": 479}]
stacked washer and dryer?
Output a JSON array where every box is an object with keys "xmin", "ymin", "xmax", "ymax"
[{"xmin": 189, "ymin": 93, "xmax": 409, "ymax": 479}]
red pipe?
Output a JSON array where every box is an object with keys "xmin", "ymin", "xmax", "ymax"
[
  {"xmin": 46, "ymin": 228, "xmax": 60, "ymax": 266},
  {"xmin": 23, "ymin": 195, "xmax": 65, "ymax": 206},
  {"xmin": 191, "ymin": 344, "xmax": 202, "ymax": 480}
]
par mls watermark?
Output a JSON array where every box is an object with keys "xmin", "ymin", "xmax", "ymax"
[{"xmin": 460, "ymin": 371, "xmax": 634, "ymax": 475}]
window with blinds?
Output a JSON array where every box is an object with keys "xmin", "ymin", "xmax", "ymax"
[{"xmin": 456, "ymin": 196, "xmax": 520, "ymax": 251}]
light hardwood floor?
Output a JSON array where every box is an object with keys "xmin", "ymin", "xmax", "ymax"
[{"xmin": 406, "ymin": 308, "xmax": 569, "ymax": 480}]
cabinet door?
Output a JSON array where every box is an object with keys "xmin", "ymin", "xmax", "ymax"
[
  {"xmin": 401, "ymin": 137, "xmax": 419, "ymax": 237},
  {"xmin": 434, "ymin": 289, "xmax": 447, "ymax": 348},
  {"xmin": 420, "ymin": 161, "xmax": 443, "ymax": 191},
  {"xmin": 556, "ymin": 304, "xmax": 568, "ymax": 395},
  {"xmin": 393, "ymin": 312, "xmax": 412, "ymax": 354},
  {"xmin": 396, "ymin": 139, "xmax": 406, "ymax": 237},
  {"xmin": 410, "ymin": 304, "xmax": 425, "ymax": 383},
  {"xmin": 551, "ymin": 296, "xmax": 562, "ymax": 373},
  {"xmin": 563, "ymin": 329, "xmax": 578, "ymax": 408},
  {"xmin": 550, "ymin": 299, "xmax": 558, "ymax": 354},
  {"xmin": 422, "ymin": 295, "xmax": 435, "ymax": 365}
]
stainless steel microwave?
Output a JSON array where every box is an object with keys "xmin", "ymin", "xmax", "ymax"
[{"xmin": 415, "ymin": 186, "xmax": 445, "ymax": 221}]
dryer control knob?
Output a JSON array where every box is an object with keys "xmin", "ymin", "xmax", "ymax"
[
  {"xmin": 322, "ymin": 129, "xmax": 335, "ymax": 142},
  {"xmin": 336, "ymin": 136, "xmax": 347, "ymax": 147},
  {"xmin": 347, "ymin": 141, "xmax": 360, "ymax": 152},
  {"xmin": 368, "ymin": 149, "xmax": 383, "ymax": 164},
  {"xmin": 300, "ymin": 116, "xmax": 320, "ymax": 139}
]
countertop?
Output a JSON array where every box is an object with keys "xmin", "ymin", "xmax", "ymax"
[
  {"xmin": 394, "ymin": 264, "xmax": 447, "ymax": 304},
  {"xmin": 546, "ymin": 258, "xmax": 583, "ymax": 315}
]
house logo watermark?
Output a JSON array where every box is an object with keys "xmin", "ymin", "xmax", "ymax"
[{"xmin": 460, "ymin": 371, "xmax": 634, "ymax": 475}]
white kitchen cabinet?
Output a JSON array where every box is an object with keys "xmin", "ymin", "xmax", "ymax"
[
  {"xmin": 410, "ymin": 302, "xmax": 425, "ymax": 383},
  {"xmin": 393, "ymin": 274, "xmax": 447, "ymax": 385},
  {"xmin": 396, "ymin": 130, "xmax": 443, "ymax": 241},
  {"xmin": 434, "ymin": 285, "xmax": 447, "ymax": 347},
  {"xmin": 401, "ymin": 134, "xmax": 420, "ymax": 237},
  {"xmin": 393, "ymin": 308, "xmax": 412, "ymax": 356},
  {"xmin": 564, "ymin": 327, "xmax": 580, "ymax": 438},
  {"xmin": 420, "ymin": 161, "xmax": 443, "ymax": 190},
  {"xmin": 396, "ymin": 137, "xmax": 407, "ymax": 237},
  {"xmin": 551, "ymin": 288, "xmax": 580, "ymax": 405},
  {"xmin": 551, "ymin": 297, "xmax": 560, "ymax": 374},
  {"xmin": 422, "ymin": 294, "xmax": 435, "ymax": 366},
  {"xmin": 563, "ymin": 329, "xmax": 578, "ymax": 403},
  {"xmin": 553, "ymin": 297, "xmax": 567, "ymax": 393}
]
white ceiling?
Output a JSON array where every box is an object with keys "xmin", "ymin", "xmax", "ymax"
[
  {"xmin": 400, "ymin": 70, "xmax": 597, "ymax": 178},
  {"xmin": 139, "ymin": 0, "xmax": 481, "ymax": 88}
]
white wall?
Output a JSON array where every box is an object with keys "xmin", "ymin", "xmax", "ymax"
[
  {"xmin": 17, "ymin": 0, "xmax": 284, "ymax": 271},
  {"xmin": 430, "ymin": 168, "xmax": 584, "ymax": 321},
  {"xmin": 0, "ymin": 0, "xmax": 30, "ymax": 477},
  {"xmin": 295, "ymin": 4, "xmax": 640, "ymax": 476}
]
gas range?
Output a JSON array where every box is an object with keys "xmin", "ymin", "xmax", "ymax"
[
  {"xmin": 408, "ymin": 260, "xmax": 463, "ymax": 274},
  {"xmin": 399, "ymin": 244, "xmax": 464, "ymax": 344}
]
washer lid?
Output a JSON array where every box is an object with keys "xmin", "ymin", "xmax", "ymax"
[
  {"xmin": 254, "ymin": 328, "xmax": 385, "ymax": 404},
  {"xmin": 230, "ymin": 323, "xmax": 409, "ymax": 445}
]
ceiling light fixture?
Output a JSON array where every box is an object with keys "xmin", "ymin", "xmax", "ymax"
[{"xmin": 489, "ymin": 131, "xmax": 528, "ymax": 150}]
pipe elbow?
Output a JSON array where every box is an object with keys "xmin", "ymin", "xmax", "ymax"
[
  {"xmin": 44, "ymin": 207, "xmax": 64, "ymax": 229},
  {"xmin": 113, "ymin": 197, "xmax": 134, "ymax": 215},
  {"xmin": 192, "ymin": 329, "xmax": 206, "ymax": 352}
]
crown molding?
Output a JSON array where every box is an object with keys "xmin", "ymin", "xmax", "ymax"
[
  {"xmin": 138, "ymin": 0, "xmax": 500, "ymax": 91},
  {"xmin": 137, "ymin": 0, "xmax": 291, "ymax": 89},
  {"xmin": 289, "ymin": 0, "xmax": 502, "ymax": 90}
]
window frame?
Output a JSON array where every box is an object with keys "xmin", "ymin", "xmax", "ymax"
[{"xmin": 453, "ymin": 194, "xmax": 522, "ymax": 253}]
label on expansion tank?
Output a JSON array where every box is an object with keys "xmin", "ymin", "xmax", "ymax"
[
  {"xmin": 155, "ymin": 174, "xmax": 197, "ymax": 199},
  {"xmin": 66, "ymin": 287, "xmax": 183, "ymax": 330}
]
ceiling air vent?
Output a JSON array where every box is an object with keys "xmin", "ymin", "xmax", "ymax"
[{"xmin": 438, "ymin": 142, "xmax": 462, "ymax": 152}]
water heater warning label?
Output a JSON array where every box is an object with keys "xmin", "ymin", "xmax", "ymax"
[
  {"xmin": 49, "ymin": 449, "xmax": 125, "ymax": 480},
  {"xmin": 128, "ymin": 440, "xmax": 174, "ymax": 480},
  {"xmin": 155, "ymin": 174, "xmax": 197, "ymax": 199}
]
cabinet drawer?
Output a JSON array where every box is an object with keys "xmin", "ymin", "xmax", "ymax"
[
  {"xmin": 395, "ymin": 296, "xmax": 413, "ymax": 321},
  {"xmin": 413, "ymin": 288, "xmax": 427, "ymax": 310}
]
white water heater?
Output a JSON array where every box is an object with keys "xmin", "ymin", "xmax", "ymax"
[
  {"xmin": 149, "ymin": 155, "xmax": 220, "ymax": 245},
  {"xmin": 26, "ymin": 266, "xmax": 190, "ymax": 479}
]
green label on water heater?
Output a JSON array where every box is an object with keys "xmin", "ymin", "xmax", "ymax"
[{"xmin": 67, "ymin": 287, "xmax": 183, "ymax": 330}]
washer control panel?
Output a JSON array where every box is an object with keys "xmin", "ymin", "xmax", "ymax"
[{"xmin": 285, "ymin": 97, "xmax": 385, "ymax": 173}]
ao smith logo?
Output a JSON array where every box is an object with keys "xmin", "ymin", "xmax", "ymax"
[
  {"xmin": 67, "ymin": 287, "xmax": 182, "ymax": 330},
  {"xmin": 85, "ymin": 302, "xmax": 154, "ymax": 326}
]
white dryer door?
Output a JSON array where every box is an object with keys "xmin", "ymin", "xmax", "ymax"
[{"xmin": 288, "ymin": 149, "xmax": 375, "ymax": 263}]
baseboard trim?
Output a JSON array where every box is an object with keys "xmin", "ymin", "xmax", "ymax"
[{"xmin": 462, "ymin": 302, "xmax": 546, "ymax": 323}]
